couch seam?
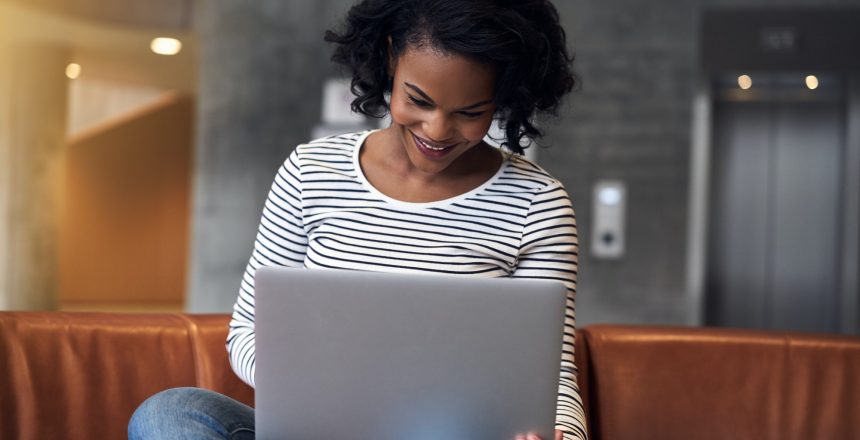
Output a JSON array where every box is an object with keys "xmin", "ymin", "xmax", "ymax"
[{"xmin": 175, "ymin": 314, "xmax": 206, "ymax": 388}]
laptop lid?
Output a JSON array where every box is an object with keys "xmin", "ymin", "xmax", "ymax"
[{"xmin": 255, "ymin": 267, "xmax": 566, "ymax": 440}]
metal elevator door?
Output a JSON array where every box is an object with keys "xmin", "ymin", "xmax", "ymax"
[{"xmin": 706, "ymin": 92, "xmax": 846, "ymax": 332}]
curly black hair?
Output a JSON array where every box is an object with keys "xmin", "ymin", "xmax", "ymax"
[{"xmin": 324, "ymin": 0, "xmax": 576, "ymax": 154}]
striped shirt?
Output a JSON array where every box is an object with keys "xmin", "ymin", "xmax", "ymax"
[{"xmin": 228, "ymin": 131, "xmax": 586, "ymax": 439}]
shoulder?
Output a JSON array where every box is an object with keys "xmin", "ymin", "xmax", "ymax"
[
  {"xmin": 498, "ymin": 154, "xmax": 575, "ymax": 220},
  {"xmin": 296, "ymin": 131, "xmax": 367, "ymax": 157},
  {"xmin": 502, "ymin": 152, "xmax": 569, "ymax": 195},
  {"xmin": 279, "ymin": 130, "xmax": 369, "ymax": 170},
  {"xmin": 273, "ymin": 131, "xmax": 368, "ymax": 181}
]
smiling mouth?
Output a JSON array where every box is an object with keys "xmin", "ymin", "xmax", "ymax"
[{"xmin": 411, "ymin": 132, "xmax": 457, "ymax": 152}]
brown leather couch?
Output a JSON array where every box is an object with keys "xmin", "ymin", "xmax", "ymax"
[{"xmin": 1, "ymin": 312, "xmax": 859, "ymax": 440}]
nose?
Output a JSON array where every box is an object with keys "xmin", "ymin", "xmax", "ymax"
[{"xmin": 423, "ymin": 111, "xmax": 454, "ymax": 142}]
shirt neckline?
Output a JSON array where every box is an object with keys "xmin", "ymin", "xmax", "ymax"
[{"xmin": 351, "ymin": 130, "xmax": 509, "ymax": 209}]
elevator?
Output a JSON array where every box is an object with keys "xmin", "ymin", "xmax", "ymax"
[
  {"xmin": 706, "ymin": 75, "xmax": 848, "ymax": 332},
  {"xmin": 689, "ymin": 9, "xmax": 860, "ymax": 334}
]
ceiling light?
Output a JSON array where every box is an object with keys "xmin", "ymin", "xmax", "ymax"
[
  {"xmin": 150, "ymin": 37, "xmax": 182, "ymax": 56},
  {"xmin": 737, "ymin": 74, "xmax": 752, "ymax": 90},
  {"xmin": 805, "ymin": 75, "xmax": 819, "ymax": 90},
  {"xmin": 65, "ymin": 63, "xmax": 81, "ymax": 79}
]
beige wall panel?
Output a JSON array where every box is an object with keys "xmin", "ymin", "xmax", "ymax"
[{"xmin": 59, "ymin": 94, "xmax": 192, "ymax": 307}]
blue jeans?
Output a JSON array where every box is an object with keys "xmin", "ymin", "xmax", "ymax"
[{"xmin": 129, "ymin": 387, "xmax": 255, "ymax": 440}]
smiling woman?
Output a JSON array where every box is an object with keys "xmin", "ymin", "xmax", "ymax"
[
  {"xmin": 361, "ymin": 47, "xmax": 502, "ymax": 202},
  {"xmin": 326, "ymin": 0, "xmax": 576, "ymax": 155},
  {"xmin": 129, "ymin": 1, "xmax": 584, "ymax": 440}
]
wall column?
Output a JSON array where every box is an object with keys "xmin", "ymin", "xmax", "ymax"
[
  {"xmin": 187, "ymin": 0, "xmax": 327, "ymax": 312},
  {"xmin": 0, "ymin": 42, "xmax": 68, "ymax": 310}
]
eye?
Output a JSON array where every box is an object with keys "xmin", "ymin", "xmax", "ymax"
[
  {"xmin": 407, "ymin": 95, "xmax": 432, "ymax": 108},
  {"xmin": 458, "ymin": 111, "xmax": 484, "ymax": 119}
]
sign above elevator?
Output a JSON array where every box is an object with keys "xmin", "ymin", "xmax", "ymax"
[
  {"xmin": 702, "ymin": 9, "xmax": 860, "ymax": 71},
  {"xmin": 759, "ymin": 27, "xmax": 798, "ymax": 53}
]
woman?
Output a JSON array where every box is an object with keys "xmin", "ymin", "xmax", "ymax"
[{"xmin": 130, "ymin": 1, "xmax": 583, "ymax": 439}]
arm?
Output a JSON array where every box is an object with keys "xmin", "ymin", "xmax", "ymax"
[
  {"xmin": 512, "ymin": 181, "xmax": 587, "ymax": 440},
  {"xmin": 227, "ymin": 150, "xmax": 308, "ymax": 387}
]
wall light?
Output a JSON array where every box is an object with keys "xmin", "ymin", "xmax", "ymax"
[
  {"xmin": 805, "ymin": 75, "xmax": 819, "ymax": 90},
  {"xmin": 599, "ymin": 187, "xmax": 622, "ymax": 206},
  {"xmin": 737, "ymin": 74, "xmax": 752, "ymax": 90},
  {"xmin": 150, "ymin": 38, "xmax": 182, "ymax": 56},
  {"xmin": 65, "ymin": 63, "xmax": 81, "ymax": 79}
]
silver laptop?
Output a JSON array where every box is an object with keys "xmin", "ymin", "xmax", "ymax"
[{"xmin": 255, "ymin": 267, "xmax": 567, "ymax": 440}]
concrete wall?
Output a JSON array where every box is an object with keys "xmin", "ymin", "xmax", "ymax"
[
  {"xmin": 186, "ymin": 0, "xmax": 860, "ymax": 327},
  {"xmin": 0, "ymin": 44, "xmax": 68, "ymax": 310},
  {"xmin": 186, "ymin": 0, "xmax": 352, "ymax": 312},
  {"xmin": 547, "ymin": 0, "xmax": 699, "ymax": 325}
]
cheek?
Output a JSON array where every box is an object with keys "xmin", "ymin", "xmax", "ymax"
[
  {"xmin": 461, "ymin": 117, "xmax": 494, "ymax": 142},
  {"xmin": 389, "ymin": 98, "xmax": 419, "ymax": 127}
]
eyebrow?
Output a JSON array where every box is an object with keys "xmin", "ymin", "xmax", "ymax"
[{"xmin": 404, "ymin": 82, "xmax": 493, "ymax": 111}]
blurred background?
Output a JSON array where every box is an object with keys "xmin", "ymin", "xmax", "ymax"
[{"xmin": 0, "ymin": 0, "xmax": 858, "ymax": 335}]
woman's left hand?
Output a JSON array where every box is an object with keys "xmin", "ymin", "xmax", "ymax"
[{"xmin": 514, "ymin": 429, "xmax": 564, "ymax": 440}]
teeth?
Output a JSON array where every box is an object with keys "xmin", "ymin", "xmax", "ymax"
[{"xmin": 416, "ymin": 136, "xmax": 450, "ymax": 151}]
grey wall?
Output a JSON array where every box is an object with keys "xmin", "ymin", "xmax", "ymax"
[
  {"xmin": 545, "ymin": 0, "xmax": 697, "ymax": 325},
  {"xmin": 187, "ymin": 0, "xmax": 356, "ymax": 312},
  {"xmin": 187, "ymin": 0, "xmax": 860, "ymax": 327}
]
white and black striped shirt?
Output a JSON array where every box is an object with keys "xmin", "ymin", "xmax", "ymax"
[{"xmin": 228, "ymin": 131, "xmax": 586, "ymax": 439}]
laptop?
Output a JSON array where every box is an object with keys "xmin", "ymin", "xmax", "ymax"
[{"xmin": 254, "ymin": 267, "xmax": 567, "ymax": 440}]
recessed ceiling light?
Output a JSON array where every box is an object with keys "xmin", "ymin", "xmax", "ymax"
[
  {"xmin": 150, "ymin": 38, "xmax": 182, "ymax": 56},
  {"xmin": 805, "ymin": 75, "xmax": 819, "ymax": 90},
  {"xmin": 65, "ymin": 63, "xmax": 81, "ymax": 79},
  {"xmin": 737, "ymin": 74, "xmax": 752, "ymax": 90}
]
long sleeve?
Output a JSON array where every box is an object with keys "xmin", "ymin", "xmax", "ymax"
[
  {"xmin": 511, "ymin": 180, "xmax": 586, "ymax": 440},
  {"xmin": 226, "ymin": 150, "xmax": 308, "ymax": 387}
]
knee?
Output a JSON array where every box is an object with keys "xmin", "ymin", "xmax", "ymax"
[{"xmin": 128, "ymin": 387, "xmax": 206, "ymax": 439}]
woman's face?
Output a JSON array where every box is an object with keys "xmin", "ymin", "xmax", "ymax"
[{"xmin": 388, "ymin": 45, "xmax": 497, "ymax": 176}]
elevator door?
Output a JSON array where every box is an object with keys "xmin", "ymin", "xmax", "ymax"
[{"xmin": 707, "ymin": 96, "xmax": 845, "ymax": 333}]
